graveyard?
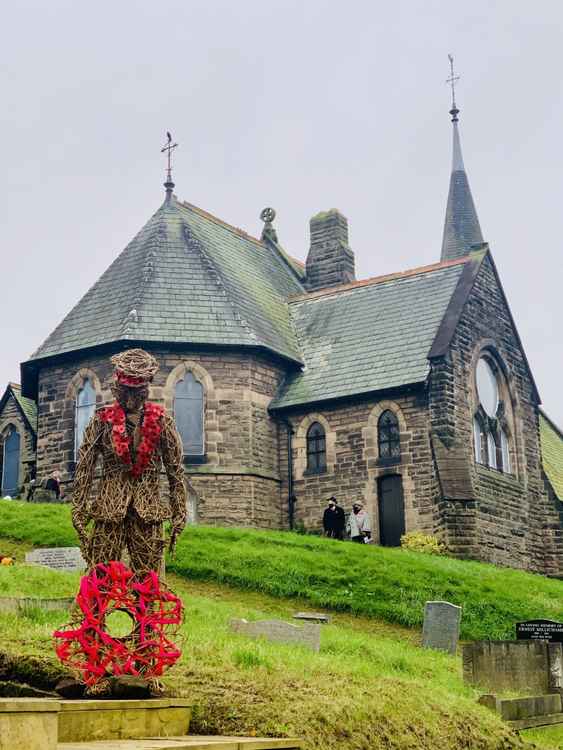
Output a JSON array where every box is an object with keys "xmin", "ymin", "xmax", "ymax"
[{"xmin": 3, "ymin": 501, "xmax": 563, "ymax": 748}]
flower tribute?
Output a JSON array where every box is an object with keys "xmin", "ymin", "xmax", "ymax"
[
  {"xmin": 54, "ymin": 561, "xmax": 183, "ymax": 686},
  {"xmin": 100, "ymin": 401, "xmax": 164, "ymax": 478}
]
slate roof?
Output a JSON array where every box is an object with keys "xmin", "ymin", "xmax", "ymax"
[
  {"xmin": 270, "ymin": 257, "xmax": 470, "ymax": 410},
  {"xmin": 28, "ymin": 197, "xmax": 304, "ymax": 365},
  {"xmin": 441, "ymin": 120, "xmax": 484, "ymax": 261},
  {"xmin": 0, "ymin": 383, "xmax": 37, "ymax": 434},
  {"xmin": 540, "ymin": 410, "xmax": 563, "ymax": 501}
]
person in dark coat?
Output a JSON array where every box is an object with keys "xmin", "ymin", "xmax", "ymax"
[
  {"xmin": 45, "ymin": 470, "xmax": 62, "ymax": 500},
  {"xmin": 322, "ymin": 497, "xmax": 346, "ymax": 540}
]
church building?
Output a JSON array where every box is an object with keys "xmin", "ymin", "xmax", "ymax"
[{"xmin": 2, "ymin": 94, "xmax": 562, "ymax": 574}]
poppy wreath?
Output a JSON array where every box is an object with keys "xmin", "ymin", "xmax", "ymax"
[
  {"xmin": 100, "ymin": 402, "xmax": 164, "ymax": 478},
  {"xmin": 53, "ymin": 561, "xmax": 183, "ymax": 686}
]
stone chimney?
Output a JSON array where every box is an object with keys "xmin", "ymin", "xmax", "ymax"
[{"xmin": 305, "ymin": 209, "xmax": 356, "ymax": 291}]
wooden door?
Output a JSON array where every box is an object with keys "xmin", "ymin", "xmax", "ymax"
[{"xmin": 378, "ymin": 474, "xmax": 405, "ymax": 547}]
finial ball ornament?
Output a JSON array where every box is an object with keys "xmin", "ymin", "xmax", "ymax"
[{"xmin": 260, "ymin": 207, "xmax": 276, "ymax": 224}]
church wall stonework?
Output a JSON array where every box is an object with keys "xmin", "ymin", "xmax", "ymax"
[
  {"xmin": 430, "ymin": 255, "xmax": 561, "ymax": 574},
  {"xmin": 278, "ymin": 391, "xmax": 434, "ymax": 539},
  {"xmin": 35, "ymin": 347, "xmax": 286, "ymax": 528}
]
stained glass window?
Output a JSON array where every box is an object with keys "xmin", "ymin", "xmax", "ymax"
[
  {"xmin": 378, "ymin": 410, "xmax": 400, "ymax": 459},
  {"xmin": 75, "ymin": 379, "xmax": 96, "ymax": 458},
  {"xmin": 174, "ymin": 372, "xmax": 204, "ymax": 456},
  {"xmin": 306, "ymin": 422, "xmax": 326, "ymax": 473}
]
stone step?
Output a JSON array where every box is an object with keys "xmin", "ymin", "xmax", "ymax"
[
  {"xmin": 57, "ymin": 698, "xmax": 192, "ymax": 743},
  {"xmin": 0, "ymin": 697, "xmax": 192, "ymax": 750},
  {"xmin": 57, "ymin": 737, "xmax": 302, "ymax": 749}
]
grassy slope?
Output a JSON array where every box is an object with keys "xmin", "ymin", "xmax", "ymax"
[
  {"xmin": 3, "ymin": 500, "xmax": 563, "ymax": 641},
  {"xmin": 0, "ymin": 556, "xmax": 529, "ymax": 750}
]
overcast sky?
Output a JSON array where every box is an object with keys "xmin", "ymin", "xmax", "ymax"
[{"xmin": 1, "ymin": 1, "xmax": 561, "ymax": 423}]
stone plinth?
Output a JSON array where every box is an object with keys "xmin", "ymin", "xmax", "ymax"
[
  {"xmin": 0, "ymin": 698, "xmax": 60, "ymax": 750},
  {"xmin": 463, "ymin": 640, "xmax": 561, "ymax": 695},
  {"xmin": 57, "ymin": 698, "xmax": 192, "ymax": 742},
  {"xmin": 57, "ymin": 736, "xmax": 302, "ymax": 749}
]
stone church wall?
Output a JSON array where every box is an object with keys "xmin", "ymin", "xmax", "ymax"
[
  {"xmin": 277, "ymin": 391, "xmax": 434, "ymax": 540},
  {"xmin": 35, "ymin": 347, "xmax": 286, "ymax": 528},
  {"xmin": 430, "ymin": 255, "xmax": 560, "ymax": 574}
]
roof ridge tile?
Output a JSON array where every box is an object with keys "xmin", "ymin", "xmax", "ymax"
[{"xmin": 289, "ymin": 256, "xmax": 471, "ymax": 303}]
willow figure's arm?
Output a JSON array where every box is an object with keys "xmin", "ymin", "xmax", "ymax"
[
  {"xmin": 160, "ymin": 414, "xmax": 187, "ymax": 551},
  {"xmin": 72, "ymin": 415, "xmax": 102, "ymax": 549}
]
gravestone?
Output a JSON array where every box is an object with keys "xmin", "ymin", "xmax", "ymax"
[
  {"xmin": 422, "ymin": 600, "xmax": 461, "ymax": 655},
  {"xmin": 516, "ymin": 620, "xmax": 563, "ymax": 643},
  {"xmin": 25, "ymin": 547, "xmax": 86, "ymax": 572},
  {"xmin": 230, "ymin": 618, "xmax": 321, "ymax": 652},
  {"xmin": 293, "ymin": 612, "xmax": 331, "ymax": 624}
]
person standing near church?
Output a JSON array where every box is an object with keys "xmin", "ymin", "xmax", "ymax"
[
  {"xmin": 322, "ymin": 496, "xmax": 346, "ymax": 539},
  {"xmin": 348, "ymin": 501, "xmax": 372, "ymax": 543}
]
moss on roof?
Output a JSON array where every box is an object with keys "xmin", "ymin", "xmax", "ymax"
[
  {"xmin": 540, "ymin": 410, "xmax": 563, "ymax": 501},
  {"xmin": 28, "ymin": 197, "xmax": 305, "ymax": 364}
]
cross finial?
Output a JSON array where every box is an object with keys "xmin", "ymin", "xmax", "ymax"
[
  {"xmin": 161, "ymin": 131, "xmax": 178, "ymax": 196},
  {"xmin": 446, "ymin": 54, "xmax": 460, "ymax": 122}
]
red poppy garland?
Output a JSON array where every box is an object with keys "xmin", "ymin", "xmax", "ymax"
[
  {"xmin": 54, "ymin": 561, "xmax": 183, "ymax": 686},
  {"xmin": 100, "ymin": 401, "xmax": 164, "ymax": 477}
]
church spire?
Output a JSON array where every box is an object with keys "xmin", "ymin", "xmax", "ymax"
[{"xmin": 440, "ymin": 56, "xmax": 484, "ymax": 262}]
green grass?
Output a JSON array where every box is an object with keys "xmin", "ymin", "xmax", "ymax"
[
  {"xmin": 3, "ymin": 500, "xmax": 563, "ymax": 642},
  {"xmin": 520, "ymin": 726, "xmax": 563, "ymax": 749},
  {"xmin": 0, "ymin": 545, "xmax": 528, "ymax": 750},
  {"xmin": 0, "ymin": 564, "xmax": 79, "ymax": 598}
]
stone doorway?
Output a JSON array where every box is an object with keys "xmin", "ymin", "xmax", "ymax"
[{"xmin": 377, "ymin": 474, "xmax": 405, "ymax": 546}]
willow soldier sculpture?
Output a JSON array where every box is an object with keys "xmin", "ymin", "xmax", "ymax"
[{"xmin": 72, "ymin": 349, "xmax": 187, "ymax": 575}]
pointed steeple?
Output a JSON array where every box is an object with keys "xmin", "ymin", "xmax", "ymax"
[{"xmin": 440, "ymin": 57, "xmax": 484, "ymax": 262}]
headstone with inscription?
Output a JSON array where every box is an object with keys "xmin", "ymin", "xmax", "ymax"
[
  {"xmin": 516, "ymin": 620, "xmax": 563, "ymax": 643},
  {"xmin": 422, "ymin": 600, "xmax": 462, "ymax": 655},
  {"xmin": 230, "ymin": 618, "xmax": 321, "ymax": 652},
  {"xmin": 25, "ymin": 547, "xmax": 86, "ymax": 572}
]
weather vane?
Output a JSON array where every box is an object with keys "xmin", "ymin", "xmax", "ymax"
[
  {"xmin": 161, "ymin": 131, "xmax": 178, "ymax": 188},
  {"xmin": 446, "ymin": 54, "xmax": 460, "ymax": 122}
]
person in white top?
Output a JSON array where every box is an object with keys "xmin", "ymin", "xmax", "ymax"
[{"xmin": 348, "ymin": 501, "xmax": 372, "ymax": 543}]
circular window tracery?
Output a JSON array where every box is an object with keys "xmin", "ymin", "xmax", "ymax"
[
  {"xmin": 476, "ymin": 358, "xmax": 498, "ymax": 417},
  {"xmin": 473, "ymin": 352, "xmax": 513, "ymax": 475}
]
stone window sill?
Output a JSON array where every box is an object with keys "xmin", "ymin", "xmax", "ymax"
[
  {"xmin": 476, "ymin": 464, "xmax": 521, "ymax": 487},
  {"xmin": 376, "ymin": 456, "xmax": 401, "ymax": 468},
  {"xmin": 303, "ymin": 467, "xmax": 328, "ymax": 477},
  {"xmin": 184, "ymin": 455, "xmax": 207, "ymax": 466}
]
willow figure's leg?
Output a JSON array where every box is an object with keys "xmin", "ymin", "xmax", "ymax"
[
  {"xmin": 87, "ymin": 519, "xmax": 126, "ymax": 567},
  {"xmin": 126, "ymin": 511, "xmax": 165, "ymax": 578}
]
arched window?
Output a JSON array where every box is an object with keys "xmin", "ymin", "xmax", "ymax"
[
  {"xmin": 1, "ymin": 427, "xmax": 21, "ymax": 496},
  {"xmin": 473, "ymin": 354, "xmax": 513, "ymax": 474},
  {"xmin": 174, "ymin": 372, "xmax": 204, "ymax": 458},
  {"xmin": 75, "ymin": 379, "xmax": 96, "ymax": 458},
  {"xmin": 378, "ymin": 410, "xmax": 400, "ymax": 462},
  {"xmin": 306, "ymin": 422, "xmax": 326, "ymax": 474}
]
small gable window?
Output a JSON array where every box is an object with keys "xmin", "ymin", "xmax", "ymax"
[
  {"xmin": 75, "ymin": 379, "xmax": 96, "ymax": 458},
  {"xmin": 306, "ymin": 422, "xmax": 326, "ymax": 474},
  {"xmin": 174, "ymin": 372, "xmax": 204, "ymax": 459},
  {"xmin": 378, "ymin": 410, "xmax": 401, "ymax": 463}
]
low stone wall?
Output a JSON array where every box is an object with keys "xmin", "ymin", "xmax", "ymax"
[{"xmin": 463, "ymin": 640, "xmax": 563, "ymax": 695}]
